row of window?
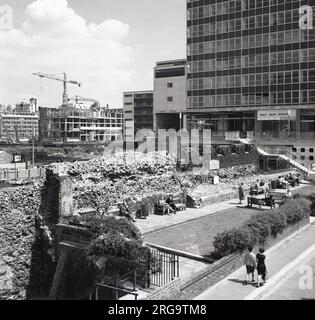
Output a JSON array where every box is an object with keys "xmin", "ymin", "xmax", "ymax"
[
  {"xmin": 187, "ymin": 90, "xmax": 315, "ymax": 108},
  {"xmin": 293, "ymin": 147, "xmax": 315, "ymax": 153},
  {"xmin": 188, "ymin": 32, "xmax": 311, "ymax": 55},
  {"xmin": 187, "ymin": 0, "xmax": 298, "ymax": 13},
  {"xmin": 188, "ymin": 11, "xmax": 302, "ymax": 36},
  {"xmin": 188, "ymin": 49, "xmax": 312, "ymax": 72},
  {"xmin": 188, "ymin": 70, "xmax": 315, "ymax": 89}
]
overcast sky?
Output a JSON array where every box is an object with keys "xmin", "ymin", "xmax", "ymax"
[{"xmin": 0, "ymin": 0, "xmax": 186, "ymax": 108}]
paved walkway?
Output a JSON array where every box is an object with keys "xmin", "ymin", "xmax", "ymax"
[
  {"xmin": 261, "ymin": 244, "xmax": 315, "ymax": 300},
  {"xmin": 137, "ymin": 183, "xmax": 311, "ymax": 235},
  {"xmin": 195, "ymin": 218, "xmax": 315, "ymax": 300}
]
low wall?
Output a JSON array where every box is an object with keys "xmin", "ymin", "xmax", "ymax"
[{"xmin": 144, "ymin": 217, "xmax": 310, "ymax": 300}]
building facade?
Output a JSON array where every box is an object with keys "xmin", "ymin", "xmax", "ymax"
[
  {"xmin": 39, "ymin": 105, "xmax": 123, "ymax": 144},
  {"xmin": 0, "ymin": 112, "xmax": 39, "ymax": 143},
  {"xmin": 186, "ymin": 0, "xmax": 315, "ymax": 162},
  {"xmin": 154, "ymin": 59, "xmax": 187, "ymax": 131},
  {"xmin": 123, "ymin": 91, "xmax": 154, "ymax": 139}
]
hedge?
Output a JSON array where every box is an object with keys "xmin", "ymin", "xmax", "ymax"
[{"xmin": 213, "ymin": 197, "xmax": 311, "ymax": 257}]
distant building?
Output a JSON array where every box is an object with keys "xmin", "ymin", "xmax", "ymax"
[
  {"xmin": 123, "ymin": 91, "xmax": 154, "ymax": 138},
  {"xmin": 153, "ymin": 59, "xmax": 187, "ymax": 131},
  {"xmin": 15, "ymin": 98, "xmax": 38, "ymax": 113},
  {"xmin": 0, "ymin": 112, "xmax": 39, "ymax": 143},
  {"xmin": 39, "ymin": 105, "xmax": 123, "ymax": 144}
]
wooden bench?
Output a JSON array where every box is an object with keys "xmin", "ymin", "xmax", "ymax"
[
  {"xmin": 247, "ymin": 196, "xmax": 276, "ymax": 209},
  {"xmin": 173, "ymin": 197, "xmax": 187, "ymax": 211},
  {"xmin": 268, "ymin": 190, "xmax": 288, "ymax": 203},
  {"xmin": 155, "ymin": 201, "xmax": 172, "ymax": 215},
  {"xmin": 155, "ymin": 195, "xmax": 187, "ymax": 215}
]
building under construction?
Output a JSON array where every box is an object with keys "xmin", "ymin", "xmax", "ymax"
[{"xmin": 39, "ymin": 104, "xmax": 123, "ymax": 144}]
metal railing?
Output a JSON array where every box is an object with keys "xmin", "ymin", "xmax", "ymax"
[
  {"xmin": 149, "ymin": 247, "xmax": 180, "ymax": 287},
  {"xmin": 91, "ymin": 283, "xmax": 139, "ymax": 301}
]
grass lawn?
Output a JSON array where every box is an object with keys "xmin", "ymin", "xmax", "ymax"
[{"xmin": 144, "ymin": 184, "xmax": 315, "ymax": 257}]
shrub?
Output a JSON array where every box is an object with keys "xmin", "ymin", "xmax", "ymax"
[
  {"xmin": 265, "ymin": 210, "xmax": 287, "ymax": 237},
  {"xmin": 80, "ymin": 215, "xmax": 142, "ymax": 241},
  {"xmin": 245, "ymin": 214, "xmax": 272, "ymax": 244},
  {"xmin": 213, "ymin": 197, "xmax": 311, "ymax": 257},
  {"xmin": 213, "ymin": 227, "xmax": 254, "ymax": 257},
  {"xmin": 280, "ymin": 198, "xmax": 311, "ymax": 225}
]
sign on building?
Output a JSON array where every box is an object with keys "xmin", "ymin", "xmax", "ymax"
[
  {"xmin": 257, "ymin": 109, "xmax": 297, "ymax": 121},
  {"xmin": 14, "ymin": 155, "xmax": 21, "ymax": 162}
]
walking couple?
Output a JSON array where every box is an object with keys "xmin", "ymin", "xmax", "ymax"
[{"xmin": 244, "ymin": 246, "xmax": 267, "ymax": 288}]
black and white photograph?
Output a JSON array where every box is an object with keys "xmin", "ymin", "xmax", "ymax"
[{"xmin": 0, "ymin": 0, "xmax": 315, "ymax": 311}]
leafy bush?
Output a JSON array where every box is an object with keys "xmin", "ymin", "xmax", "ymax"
[
  {"xmin": 80, "ymin": 215, "xmax": 142, "ymax": 241},
  {"xmin": 213, "ymin": 227, "xmax": 254, "ymax": 256},
  {"xmin": 213, "ymin": 197, "xmax": 311, "ymax": 257}
]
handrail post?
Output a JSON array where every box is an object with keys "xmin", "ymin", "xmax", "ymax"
[
  {"xmin": 133, "ymin": 269, "xmax": 137, "ymax": 292},
  {"xmin": 115, "ymin": 276, "xmax": 119, "ymax": 300},
  {"xmin": 95, "ymin": 285, "xmax": 99, "ymax": 300}
]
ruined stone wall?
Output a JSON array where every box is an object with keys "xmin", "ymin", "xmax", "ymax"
[{"xmin": 0, "ymin": 169, "xmax": 74, "ymax": 300}]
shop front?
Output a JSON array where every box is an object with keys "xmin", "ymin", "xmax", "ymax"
[{"xmin": 256, "ymin": 109, "xmax": 297, "ymax": 140}]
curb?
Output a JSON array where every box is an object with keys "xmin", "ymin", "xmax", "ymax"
[{"xmin": 244, "ymin": 227, "xmax": 315, "ymax": 300}]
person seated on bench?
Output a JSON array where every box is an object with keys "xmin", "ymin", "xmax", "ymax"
[
  {"xmin": 119, "ymin": 200, "xmax": 136, "ymax": 222},
  {"xmin": 156, "ymin": 200, "xmax": 175, "ymax": 215},
  {"xmin": 286, "ymin": 189, "xmax": 292, "ymax": 199},
  {"xmin": 166, "ymin": 195, "xmax": 178, "ymax": 212},
  {"xmin": 279, "ymin": 176, "xmax": 288, "ymax": 189}
]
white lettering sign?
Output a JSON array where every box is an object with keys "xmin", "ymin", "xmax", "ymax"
[
  {"xmin": 299, "ymin": 5, "xmax": 313, "ymax": 30},
  {"xmin": 258, "ymin": 110, "xmax": 296, "ymax": 121},
  {"xmin": 0, "ymin": 5, "xmax": 13, "ymax": 30}
]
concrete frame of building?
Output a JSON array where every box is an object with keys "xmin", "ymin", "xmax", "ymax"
[{"xmin": 39, "ymin": 105, "xmax": 123, "ymax": 144}]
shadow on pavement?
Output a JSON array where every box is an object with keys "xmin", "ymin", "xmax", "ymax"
[{"xmin": 228, "ymin": 278, "xmax": 257, "ymax": 287}]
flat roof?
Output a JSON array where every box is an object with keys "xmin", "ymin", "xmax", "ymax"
[{"xmin": 123, "ymin": 90, "xmax": 153, "ymax": 95}]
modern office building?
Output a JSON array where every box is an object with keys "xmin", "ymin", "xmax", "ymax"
[
  {"xmin": 186, "ymin": 0, "xmax": 315, "ymax": 161},
  {"xmin": 39, "ymin": 105, "xmax": 123, "ymax": 144},
  {"xmin": 0, "ymin": 111, "xmax": 39, "ymax": 143},
  {"xmin": 123, "ymin": 90, "xmax": 154, "ymax": 139},
  {"xmin": 153, "ymin": 59, "xmax": 187, "ymax": 131}
]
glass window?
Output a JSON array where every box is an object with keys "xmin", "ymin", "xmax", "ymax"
[
  {"xmin": 256, "ymin": 15, "xmax": 263, "ymax": 28},
  {"xmin": 278, "ymin": 12, "xmax": 285, "ymax": 24}
]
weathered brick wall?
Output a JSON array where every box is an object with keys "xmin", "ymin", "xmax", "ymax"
[{"xmin": 144, "ymin": 218, "xmax": 310, "ymax": 300}]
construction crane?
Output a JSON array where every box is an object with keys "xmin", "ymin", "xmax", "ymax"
[{"xmin": 33, "ymin": 72, "xmax": 81, "ymax": 106}]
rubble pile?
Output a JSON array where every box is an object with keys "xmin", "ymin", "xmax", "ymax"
[
  {"xmin": 0, "ymin": 185, "xmax": 42, "ymax": 300},
  {"xmin": 50, "ymin": 152, "xmax": 181, "ymax": 211}
]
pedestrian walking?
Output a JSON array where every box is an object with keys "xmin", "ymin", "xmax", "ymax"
[
  {"xmin": 239, "ymin": 182, "xmax": 245, "ymax": 204},
  {"xmin": 256, "ymin": 248, "xmax": 267, "ymax": 287},
  {"xmin": 244, "ymin": 246, "xmax": 256, "ymax": 285}
]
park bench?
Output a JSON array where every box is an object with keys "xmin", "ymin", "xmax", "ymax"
[
  {"xmin": 155, "ymin": 194, "xmax": 186, "ymax": 215},
  {"xmin": 173, "ymin": 196, "xmax": 187, "ymax": 211},
  {"xmin": 155, "ymin": 201, "xmax": 171, "ymax": 215},
  {"xmin": 247, "ymin": 196, "xmax": 276, "ymax": 209},
  {"xmin": 267, "ymin": 190, "xmax": 290, "ymax": 204}
]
